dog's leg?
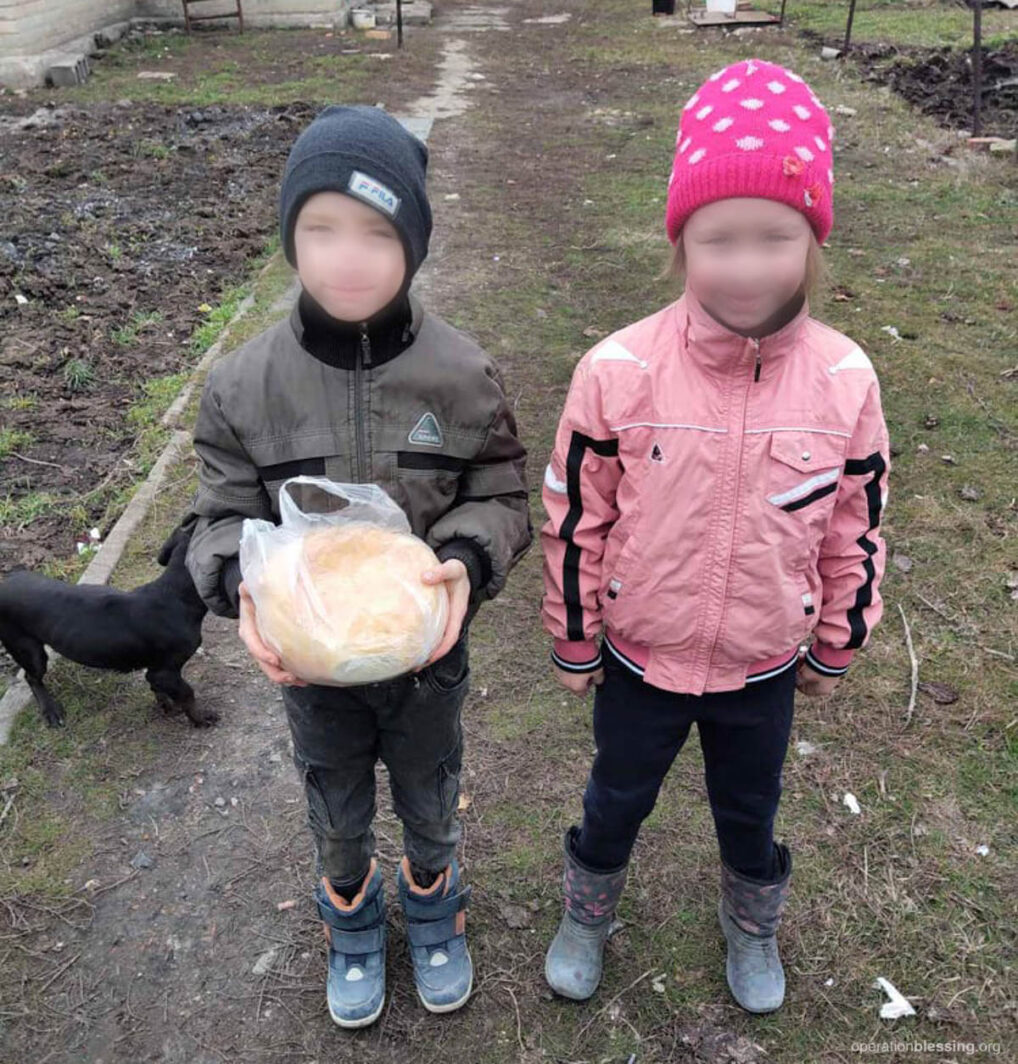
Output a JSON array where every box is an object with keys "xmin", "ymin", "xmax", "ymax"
[
  {"xmin": 0, "ymin": 625, "xmax": 65, "ymax": 728},
  {"xmin": 146, "ymin": 667, "xmax": 219, "ymax": 728}
]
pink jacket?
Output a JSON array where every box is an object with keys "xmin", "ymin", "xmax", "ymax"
[{"xmin": 541, "ymin": 290, "xmax": 890, "ymax": 695}]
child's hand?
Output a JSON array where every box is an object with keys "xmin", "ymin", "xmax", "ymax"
[
  {"xmin": 237, "ymin": 581, "xmax": 307, "ymax": 687},
  {"xmin": 552, "ymin": 664, "xmax": 604, "ymax": 697},
  {"xmin": 418, "ymin": 558, "xmax": 470, "ymax": 668},
  {"xmin": 795, "ymin": 654, "xmax": 841, "ymax": 697}
]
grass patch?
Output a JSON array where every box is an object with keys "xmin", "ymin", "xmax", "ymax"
[
  {"xmin": 760, "ymin": 0, "xmax": 1018, "ymax": 48},
  {"xmin": 32, "ymin": 27, "xmax": 377, "ymax": 107}
]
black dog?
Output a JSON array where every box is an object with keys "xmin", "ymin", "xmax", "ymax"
[{"xmin": 0, "ymin": 517, "xmax": 216, "ymax": 728}]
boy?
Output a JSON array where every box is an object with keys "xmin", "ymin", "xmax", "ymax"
[{"xmin": 184, "ymin": 105, "xmax": 532, "ymax": 1028}]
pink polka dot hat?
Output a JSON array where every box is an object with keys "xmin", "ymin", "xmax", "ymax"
[{"xmin": 665, "ymin": 58, "xmax": 835, "ymax": 244}]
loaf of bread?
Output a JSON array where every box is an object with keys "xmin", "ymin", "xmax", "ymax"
[{"xmin": 250, "ymin": 522, "xmax": 449, "ymax": 685}]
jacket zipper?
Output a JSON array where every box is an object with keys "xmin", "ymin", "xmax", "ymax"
[
  {"xmin": 354, "ymin": 323, "xmax": 372, "ymax": 482},
  {"xmin": 699, "ymin": 337, "xmax": 758, "ymax": 681}
]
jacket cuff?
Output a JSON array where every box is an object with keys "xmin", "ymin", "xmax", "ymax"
[
  {"xmin": 435, "ymin": 537, "xmax": 492, "ymax": 594},
  {"xmin": 551, "ymin": 638, "xmax": 602, "ymax": 673},
  {"xmin": 806, "ymin": 641, "xmax": 854, "ymax": 676},
  {"xmin": 219, "ymin": 557, "xmax": 243, "ymax": 618}
]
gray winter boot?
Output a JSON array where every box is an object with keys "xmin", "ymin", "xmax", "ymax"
[
  {"xmin": 718, "ymin": 842, "xmax": 792, "ymax": 1014},
  {"xmin": 545, "ymin": 827, "xmax": 628, "ymax": 1001}
]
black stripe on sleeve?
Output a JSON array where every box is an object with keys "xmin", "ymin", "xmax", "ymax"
[
  {"xmin": 559, "ymin": 431, "xmax": 619, "ymax": 642},
  {"xmin": 842, "ymin": 451, "xmax": 887, "ymax": 649}
]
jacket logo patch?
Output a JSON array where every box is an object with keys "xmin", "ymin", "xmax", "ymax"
[
  {"xmin": 408, "ymin": 411, "xmax": 443, "ymax": 447},
  {"xmin": 650, "ymin": 443, "xmax": 665, "ymax": 462},
  {"xmin": 348, "ymin": 170, "xmax": 401, "ymax": 217}
]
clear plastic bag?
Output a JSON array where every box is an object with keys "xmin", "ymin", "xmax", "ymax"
[{"xmin": 239, "ymin": 477, "xmax": 449, "ymax": 686}]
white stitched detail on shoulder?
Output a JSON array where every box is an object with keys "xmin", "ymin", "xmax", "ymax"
[
  {"xmin": 544, "ymin": 463, "xmax": 568, "ymax": 494},
  {"xmin": 590, "ymin": 339, "xmax": 648, "ymax": 369},
  {"xmin": 828, "ymin": 346, "xmax": 874, "ymax": 375}
]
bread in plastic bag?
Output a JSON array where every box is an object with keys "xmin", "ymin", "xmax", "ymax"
[{"xmin": 239, "ymin": 477, "xmax": 449, "ymax": 686}]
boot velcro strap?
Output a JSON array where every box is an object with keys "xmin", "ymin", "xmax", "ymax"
[
  {"xmin": 324, "ymin": 923, "xmax": 385, "ymax": 955},
  {"xmin": 406, "ymin": 912, "xmax": 463, "ymax": 948},
  {"xmin": 317, "ymin": 895, "xmax": 384, "ymax": 933},
  {"xmin": 402, "ymin": 884, "xmax": 471, "ymax": 924}
]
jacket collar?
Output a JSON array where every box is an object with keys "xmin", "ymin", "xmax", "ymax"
[
  {"xmin": 289, "ymin": 286, "xmax": 424, "ymax": 370},
  {"xmin": 676, "ymin": 286, "xmax": 810, "ymax": 381}
]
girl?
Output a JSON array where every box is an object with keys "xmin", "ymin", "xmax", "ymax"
[{"xmin": 540, "ymin": 59, "xmax": 889, "ymax": 1013}]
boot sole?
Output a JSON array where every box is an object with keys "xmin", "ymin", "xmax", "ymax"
[
  {"xmin": 416, "ymin": 951, "xmax": 473, "ymax": 1014},
  {"xmin": 327, "ymin": 993, "xmax": 386, "ymax": 1029}
]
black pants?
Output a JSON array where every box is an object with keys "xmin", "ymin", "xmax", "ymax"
[
  {"xmin": 574, "ymin": 649, "xmax": 796, "ymax": 881},
  {"xmin": 281, "ymin": 635, "xmax": 470, "ymax": 884}
]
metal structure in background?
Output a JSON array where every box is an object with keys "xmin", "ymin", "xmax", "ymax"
[
  {"xmin": 687, "ymin": 1, "xmax": 787, "ymax": 28},
  {"xmin": 972, "ymin": 0, "xmax": 983, "ymax": 135},
  {"xmin": 397, "ymin": 0, "xmax": 404, "ymax": 48},
  {"xmin": 843, "ymin": 0, "xmax": 858, "ymax": 51},
  {"xmin": 181, "ymin": 0, "xmax": 244, "ymax": 33}
]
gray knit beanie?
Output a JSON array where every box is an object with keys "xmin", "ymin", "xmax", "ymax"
[{"xmin": 278, "ymin": 104, "xmax": 432, "ymax": 276}]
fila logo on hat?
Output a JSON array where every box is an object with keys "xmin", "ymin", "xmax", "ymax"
[{"xmin": 348, "ymin": 170, "xmax": 401, "ymax": 217}]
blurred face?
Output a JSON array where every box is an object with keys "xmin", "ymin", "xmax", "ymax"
[
  {"xmin": 293, "ymin": 191, "xmax": 407, "ymax": 322},
  {"xmin": 681, "ymin": 198, "xmax": 812, "ymax": 336}
]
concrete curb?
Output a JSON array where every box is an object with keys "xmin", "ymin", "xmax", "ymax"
[{"xmin": 0, "ymin": 255, "xmax": 289, "ymax": 745}]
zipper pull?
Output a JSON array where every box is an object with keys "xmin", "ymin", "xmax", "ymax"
[
  {"xmin": 359, "ymin": 322, "xmax": 372, "ymax": 367},
  {"xmin": 751, "ymin": 338, "xmax": 761, "ymax": 382}
]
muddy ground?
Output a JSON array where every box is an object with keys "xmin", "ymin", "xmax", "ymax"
[
  {"xmin": 852, "ymin": 39, "xmax": 1018, "ymax": 138},
  {"xmin": 0, "ymin": 100, "xmax": 317, "ymax": 570}
]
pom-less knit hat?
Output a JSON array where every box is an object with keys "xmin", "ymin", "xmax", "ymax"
[
  {"xmin": 279, "ymin": 104, "xmax": 432, "ymax": 276},
  {"xmin": 665, "ymin": 58, "xmax": 835, "ymax": 245}
]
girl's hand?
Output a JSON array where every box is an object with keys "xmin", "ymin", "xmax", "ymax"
[
  {"xmin": 238, "ymin": 581, "xmax": 307, "ymax": 687},
  {"xmin": 418, "ymin": 559, "xmax": 470, "ymax": 668},
  {"xmin": 552, "ymin": 664, "xmax": 604, "ymax": 697},
  {"xmin": 795, "ymin": 655, "xmax": 841, "ymax": 697}
]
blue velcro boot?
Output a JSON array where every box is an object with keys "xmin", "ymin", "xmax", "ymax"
[
  {"xmin": 315, "ymin": 860, "xmax": 387, "ymax": 1029},
  {"xmin": 397, "ymin": 858, "xmax": 473, "ymax": 1013}
]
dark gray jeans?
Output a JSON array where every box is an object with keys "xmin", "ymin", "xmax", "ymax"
[{"xmin": 281, "ymin": 634, "xmax": 470, "ymax": 884}]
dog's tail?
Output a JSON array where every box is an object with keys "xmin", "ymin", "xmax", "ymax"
[{"xmin": 157, "ymin": 513, "xmax": 200, "ymax": 567}]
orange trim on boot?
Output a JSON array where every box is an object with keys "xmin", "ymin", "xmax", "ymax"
[
  {"xmin": 400, "ymin": 856, "xmax": 452, "ymax": 897},
  {"xmin": 321, "ymin": 857, "xmax": 377, "ymax": 911}
]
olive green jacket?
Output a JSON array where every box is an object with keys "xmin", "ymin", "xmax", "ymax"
[{"xmin": 185, "ymin": 293, "xmax": 532, "ymax": 618}]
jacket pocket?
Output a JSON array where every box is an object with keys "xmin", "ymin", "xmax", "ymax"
[
  {"xmin": 766, "ymin": 433, "xmax": 846, "ymax": 512},
  {"xmin": 601, "ymin": 528, "xmax": 639, "ymax": 607},
  {"xmin": 381, "ymin": 450, "xmax": 463, "ymax": 535},
  {"xmin": 758, "ymin": 432, "xmax": 848, "ymax": 579}
]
